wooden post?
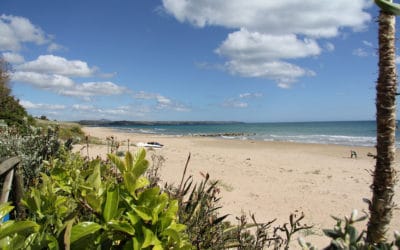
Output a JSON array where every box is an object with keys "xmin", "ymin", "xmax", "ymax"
[
  {"xmin": 0, "ymin": 168, "xmax": 14, "ymax": 204},
  {"xmin": 0, "ymin": 157, "xmax": 23, "ymax": 218},
  {"xmin": 13, "ymin": 164, "xmax": 25, "ymax": 219}
]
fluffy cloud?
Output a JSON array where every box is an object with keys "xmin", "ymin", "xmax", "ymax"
[
  {"xmin": 216, "ymin": 29, "xmax": 319, "ymax": 85},
  {"xmin": 162, "ymin": 0, "xmax": 371, "ymax": 87},
  {"xmin": 353, "ymin": 48, "xmax": 368, "ymax": 57},
  {"xmin": 134, "ymin": 91, "xmax": 190, "ymax": 112},
  {"xmin": 20, "ymin": 100, "xmax": 66, "ymax": 110},
  {"xmin": 17, "ymin": 55, "xmax": 96, "ymax": 77},
  {"xmin": 0, "ymin": 14, "xmax": 50, "ymax": 51},
  {"xmin": 12, "ymin": 71, "xmax": 75, "ymax": 89},
  {"xmin": 12, "ymin": 71, "xmax": 126, "ymax": 100},
  {"xmin": 223, "ymin": 100, "xmax": 248, "ymax": 108},
  {"xmin": 324, "ymin": 42, "xmax": 335, "ymax": 52},
  {"xmin": 47, "ymin": 43, "xmax": 66, "ymax": 52},
  {"xmin": 60, "ymin": 82, "xmax": 126, "ymax": 100},
  {"xmin": 216, "ymin": 29, "xmax": 321, "ymax": 61},
  {"xmin": 72, "ymin": 104, "xmax": 95, "ymax": 111},
  {"xmin": 223, "ymin": 92, "xmax": 263, "ymax": 108},
  {"xmin": 71, "ymin": 104, "xmax": 148, "ymax": 119},
  {"xmin": 2, "ymin": 52, "xmax": 25, "ymax": 64},
  {"xmin": 162, "ymin": 0, "xmax": 371, "ymax": 37},
  {"xmin": 226, "ymin": 60, "xmax": 315, "ymax": 88},
  {"xmin": 239, "ymin": 92, "xmax": 263, "ymax": 99}
]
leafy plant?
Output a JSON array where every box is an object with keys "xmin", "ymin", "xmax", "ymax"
[
  {"xmin": 9, "ymin": 149, "xmax": 192, "ymax": 249},
  {"xmin": 299, "ymin": 210, "xmax": 400, "ymax": 249},
  {"xmin": 0, "ymin": 125, "xmax": 61, "ymax": 188}
]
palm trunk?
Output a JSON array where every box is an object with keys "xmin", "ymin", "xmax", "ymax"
[{"xmin": 367, "ymin": 10, "xmax": 398, "ymax": 244}]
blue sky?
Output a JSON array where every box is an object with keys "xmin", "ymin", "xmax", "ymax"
[{"xmin": 0, "ymin": 0, "xmax": 392, "ymax": 122}]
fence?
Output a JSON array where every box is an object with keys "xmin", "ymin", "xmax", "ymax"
[{"xmin": 0, "ymin": 157, "xmax": 24, "ymax": 218}]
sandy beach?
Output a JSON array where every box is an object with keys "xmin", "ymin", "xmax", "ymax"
[{"xmin": 74, "ymin": 126, "xmax": 400, "ymax": 248}]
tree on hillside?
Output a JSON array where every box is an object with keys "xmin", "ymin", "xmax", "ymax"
[
  {"xmin": 367, "ymin": 0, "xmax": 399, "ymax": 244},
  {"xmin": 0, "ymin": 58, "xmax": 31, "ymax": 129}
]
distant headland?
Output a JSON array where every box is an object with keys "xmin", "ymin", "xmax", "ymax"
[{"xmin": 77, "ymin": 120, "xmax": 245, "ymax": 126}]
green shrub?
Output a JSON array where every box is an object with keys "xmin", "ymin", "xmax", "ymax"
[
  {"xmin": 0, "ymin": 125, "xmax": 61, "ymax": 187},
  {"xmin": 0, "ymin": 149, "xmax": 192, "ymax": 249}
]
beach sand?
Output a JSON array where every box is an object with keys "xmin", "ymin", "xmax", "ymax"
[{"xmin": 74, "ymin": 126, "xmax": 400, "ymax": 248}]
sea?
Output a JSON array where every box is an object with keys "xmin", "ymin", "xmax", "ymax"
[{"xmin": 108, "ymin": 120, "xmax": 400, "ymax": 147}]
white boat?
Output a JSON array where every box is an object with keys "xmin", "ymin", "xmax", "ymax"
[{"xmin": 136, "ymin": 142, "xmax": 164, "ymax": 148}]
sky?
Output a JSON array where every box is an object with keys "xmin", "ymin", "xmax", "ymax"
[{"xmin": 0, "ymin": 0, "xmax": 394, "ymax": 122}]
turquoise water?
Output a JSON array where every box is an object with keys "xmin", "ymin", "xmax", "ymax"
[{"xmin": 110, "ymin": 121, "xmax": 399, "ymax": 147}]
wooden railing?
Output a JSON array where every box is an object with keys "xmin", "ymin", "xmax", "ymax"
[{"xmin": 0, "ymin": 157, "xmax": 24, "ymax": 218}]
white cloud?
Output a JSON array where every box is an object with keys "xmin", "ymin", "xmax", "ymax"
[
  {"xmin": 162, "ymin": 0, "xmax": 371, "ymax": 87},
  {"xmin": 12, "ymin": 71, "xmax": 126, "ymax": 100},
  {"xmin": 72, "ymin": 104, "xmax": 94, "ymax": 111},
  {"xmin": 363, "ymin": 40, "xmax": 373, "ymax": 47},
  {"xmin": 59, "ymin": 81, "xmax": 126, "ymax": 100},
  {"xmin": 134, "ymin": 91, "xmax": 190, "ymax": 112},
  {"xmin": 353, "ymin": 48, "xmax": 368, "ymax": 57},
  {"xmin": 162, "ymin": 0, "xmax": 371, "ymax": 37},
  {"xmin": 47, "ymin": 43, "xmax": 66, "ymax": 52},
  {"xmin": 0, "ymin": 14, "xmax": 50, "ymax": 51},
  {"xmin": 20, "ymin": 100, "xmax": 66, "ymax": 110},
  {"xmin": 223, "ymin": 99, "xmax": 248, "ymax": 108},
  {"xmin": 226, "ymin": 60, "xmax": 315, "ymax": 88},
  {"xmin": 17, "ymin": 55, "xmax": 96, "ymax": 77},
  {"xmin": 2, "ymin": 52, "xmax": 25, "ymax": 64},
  {"xmin": 12, "ymin": 71, "xmax": 75, "ymax": 89},
  {"xmin": 71, "ymin": 104, "xmax": 149, "ymax": 119},
  {"xmin": 239, "ymin": 92, "xmax": 263, "ymax": 99},
  {"xmin": 324, "ymin": 42, "xmax": 335, "ymax": 52},
  {"xmin": 215, "ymin": 29, "xmax": 320, "ymax": 86},
  {"xmin": 216, "ymin": 29, "xmax": 321, "ymax": 61},
  {"xmin": 134, "ymin": 91, "xmax": 159, "ymax": 100},
  {"xmin": 223, "ymin": 92, "xmax": 263, "ymax": 108}
]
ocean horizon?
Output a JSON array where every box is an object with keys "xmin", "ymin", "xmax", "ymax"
[{"xmin": 98, "ymin": 120, "xmax": 399, "ymax": 147}]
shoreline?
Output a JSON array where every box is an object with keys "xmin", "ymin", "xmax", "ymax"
[{"xmin": 74, "ymin": 126, "xmax": 400, "ymax": 248}]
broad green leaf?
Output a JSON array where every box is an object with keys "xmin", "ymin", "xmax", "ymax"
[
  {"xmin": 133, "ymin": 150, "xmax": 149, "ymax": 178},
  {"xmin": 138, "ymin": 186, "xmax": 160, "ymax": 206},
  {"xmin": 0, "ymin": 203, "xmax": 13, "ymax": 222},
  {"xmin": 153, "ymin": 244, "xmax": 164, "ymax": 250},
  {"xmin": 132, "ymin": 206, "xmax": 152, "ymax": 221},
  {"xmin": 70, "ymin": 222, "xmax": 102, "ymax": 243},
  {"xmin": 161, "ymin": 228, "xmax": 180, "ymax": 243},
  {"xmin": 153, "ymin": 193, "xmax": 168, "ymax": 215},
  {"xmin": 125, "ymin": 151, "xmax": 134, "ymax": 172},
  {"xmin": 375, "ymin": 0, "xmax": 400, "ymax": 15},
  {"xmin": 33, "ymin": 189, "xmax": 42, "ymax": 213},
  {"xmin": 127, "ymin": 212, "xmax": 140, "ymax": 226},
  {"xmin": 2, "ymin": 234, "xmax": 27, "ymax": 250},
  {"xmin": 165, "ymin": 200, "xmax": 179, "ymax": 218},
  {"xmin": 103, "ymin": 186, "xmax": 119, "ymax": 222},
  {"xmin": 124, "ymin": 172, "xmax": 137, "ymax": 197},
  {"xmin": 86, "ymin": 193, "xmax": 103, "ymax": 214},
  {"xmin": 86, "ymin": 162, "xmax": 101, "ymax": 195},
  {"xmin": 108, "ymin": 153, "xmax": 126, "ymax": 173},
  {"xmin": 46, "ymin": 234, "xmax": 60, "ymax": 250},
  {"xmin": 132, "ymin": 177, "xmax": 150, "ymax": 195},
  {"xmin": 167, "ymin": 222, "xmax": 186, "ymax": 233},
  {"xmin": 142, "ymin": 226, "xmax": 161, "ymax": 248},
  {"xmin": 0, "ymin": 221, "xmax": 39, "ymax": 240},
  {"xmin": 133, "ymin": 237, "xmax": 142, "ymax": 250},
  {"xmin": 107, "ymin": 220, "xmax": 135, "ymax": 235}
]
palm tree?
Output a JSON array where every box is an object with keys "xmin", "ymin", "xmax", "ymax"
[{"xmin": 367, "ymin": 0, "xmax": 400, "ymax": 244}]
